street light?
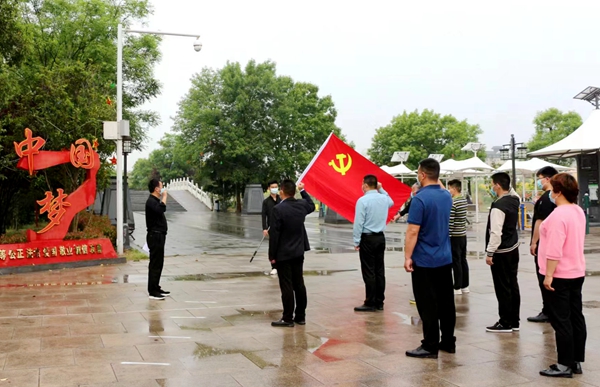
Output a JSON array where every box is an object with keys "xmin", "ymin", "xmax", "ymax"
[
  {"xmin": 500, "ymin": 134, "xmax": 527, "ymax": 190},
  {"xmin": 122, "ymin": 139, "xmax": 131, "ymax": 249},
  {"xmin": 115, "ymin": 23, "xmax": 202, "ymax": 254}
]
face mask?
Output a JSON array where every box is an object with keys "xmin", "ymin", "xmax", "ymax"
[
  {"xmin": 489, "ymin": 187, "xmax": 497, "ymax": 198},
  {"xmin": 536, "ymin": 179, "xmax": 543, "ymax": 190},
  {"xmin": 270, "ymin": 188, "xmax": 279, "ymax": 195},
  {"xmin": 549, "ymin": 191, "xmax": 556, "ymax": 204},
  {"xmin": 159, "ymin": 187, "xmax": 165, "ymax": 195},
  {"xmin": 410, "ymin": 193, "xmax": 414, "ymax": 198}
]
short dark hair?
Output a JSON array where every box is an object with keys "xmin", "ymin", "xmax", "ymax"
[
  {"xmin": 363, "ymin": 175, "xmax": 378, "ymax": 189},
  {"xmin": 267, "ymin": 180, "xmax": 278, "ymax": 187},
  {"xmin": 280, "ymin": 179, "xmax": 296, "ymax": 197},
  {"xmin": 537, "ymin": 166, "xmax": 558, "ymax": 179},
  {"xmin": 448, "ymin": 179, "xmax": 462, "ymax": 192},
  {"xmin": 551, "ymin": 173, "xmax": 579, "ymax": 204},
  {"xmin": 148, "ymin": 178, "xmax": 161, "ymax": 193},
  {"xmin": 419, "ymin": 158, "xmax": 440, "ymax": 181},
  {"xmin": 491, "ymin": 172, "xmax": 511, "ymax": 191}
]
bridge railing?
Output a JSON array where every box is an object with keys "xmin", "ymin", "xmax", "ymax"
[{"xmin": 166, "ymin": 177, "xmax": 214, "ymax": 211}]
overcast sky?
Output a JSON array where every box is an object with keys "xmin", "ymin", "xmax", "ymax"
[{"xmin": 128, "ymin": 0, "xmax": 600, "ymax": 169}]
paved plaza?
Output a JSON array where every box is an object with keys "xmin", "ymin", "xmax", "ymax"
[{"xmin": 0, "ymin": 192, "xmax": 599, "ymax": 386}]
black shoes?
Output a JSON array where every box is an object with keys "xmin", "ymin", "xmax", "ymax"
[
  {"xmin": 354, "ymin": 305, "xmax": 377, "ymax": 312},
  {"xmin": 159, "ymin": 288, "xmax": 170, "ymax": 296},
  {"xmin": 271, "ymin": 319, "xmax": 294, "ymax": 327},
  {"xmin": 294, "ymin": 319, "xmax": 306, "ymax": 325},
  {"xmin": 439, "ymin": 343, "xmax": 456, "ymax": 354},
  {"xmin": 149, "ymin": 294, "xmax": 165, "ymax": 300},
  {"xmin": 573, "ymin": 362, "xmax": 583, "ymax": 375},
  {"xmin": 376, "ymin": 305, "xmax": 384, "ymax": 311},
  {"xmin": 406, "ymin": 346, "xmax": 438, "ymax": 359},
  {"xmin": 486, "ymin": 321, "xmax": 513, "ymax": 333},
  {"xmin": 540, "ymin": 364, "xmax": 573, "ymax": 378},
  {"xmin": 527, "ymin": 312, "xmax": 549, "ymax": 323}
]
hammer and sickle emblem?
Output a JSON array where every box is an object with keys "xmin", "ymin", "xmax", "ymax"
[{"xmin": 328, "ymin": 153, "xmax": 352, "ymax": 176}]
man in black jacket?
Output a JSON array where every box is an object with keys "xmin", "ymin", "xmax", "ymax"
[
  {"xmin": 145, "ymin": 178, "xmax": 169, "ymax": 301},
  {"xmin": 262, "ymin": 180, "xmax": 281, "ymax": 275},
  {"xmin": 485, "ymin": 172, "xmax": 521, "ymax": 333},
  {"xmin": 268, "ymin": 180, "xmax": 315, "ymax": 327}
]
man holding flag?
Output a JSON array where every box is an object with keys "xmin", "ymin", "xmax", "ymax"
[{"xmin": 353, "ymin": 175, "xmax": 394, "ymax": 312}]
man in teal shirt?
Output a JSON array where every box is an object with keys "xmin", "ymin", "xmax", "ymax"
[{"xmin": 353, "ymin": 175, "xmax": 394, "ymax": 312}]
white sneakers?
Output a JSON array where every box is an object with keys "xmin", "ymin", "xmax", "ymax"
[
  {"xmin": 270, "ymin": 268, "xmax": 278, "ymax": 276},
  {"xmin": 462, "ymin": 287, "xmax": 470, "ymax": 293},
  {"xmin": 454, "ymin": 288, "xmax": 470, "ymax": 295}
]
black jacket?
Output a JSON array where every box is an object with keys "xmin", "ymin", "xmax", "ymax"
[
  {"xmin": 145, "ymin": 195, "xmax": 167, "ymax": 233},
  {"xmin": 268, "ymin": 190, "xmax": 315, "ymax": 262},
  {"xmin": 485, "ymin": 190, "xmax": 520, "ymax": 255},
  {"xmin": 262, "ymin": 195, "xmax": 281, "ymax": 230}
]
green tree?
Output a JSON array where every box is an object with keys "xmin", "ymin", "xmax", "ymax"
[
  {"xmin": 368, "ymin": 109, "xmax": 483, "ymax": 169},
  {"xmin": 173, "ymin": 60, "xmax": 342, "ymax": 212},
  {"xmin": 0, "ymin": 0, "xmax": 161, "ymax": 233},
  {"xmin": 527, "ymin": 108, "xmax": 582, "ymax": 153}
]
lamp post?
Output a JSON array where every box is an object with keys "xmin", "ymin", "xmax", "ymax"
[
  {"xmin": 391, "ymin": 151, "xmax": 410, "ymax": 183},
  {"xmin": 123, "ymin": 139, "xmax": 131, "ymax": 249},
  {"xmin": 500, "ymin": 134, "xmax": 528, "ymax": 191},
  {"xmin": 115, "ymin": 23, "xmax": 201, "ymax": 255}
]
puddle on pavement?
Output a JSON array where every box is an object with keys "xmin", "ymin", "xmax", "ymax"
[
  {"xmin": 392, "ymin": 312, "xmax": 421, "ymax": 326},
  {"xmin": 222, "ymin": 309, "xmax": 282, "ymax": 323},
  {"xmin": 170, "ymin": 269, "xmax": 357, "ymax": 281},
  {"xmin": 193, "ymin": 342, "xmax": 277, "ymax": 369}
]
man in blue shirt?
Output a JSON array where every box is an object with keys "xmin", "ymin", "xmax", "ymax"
[
  {"xmin": 353, "ymin": 175, "xmax": 394, "ymax": 312},
  {"xmin": 404, "ymin": 158, "xmax": 455, "ymax": 359}
]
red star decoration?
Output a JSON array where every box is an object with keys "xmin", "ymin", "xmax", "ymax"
[
  {"xmin": 92, "ymin": 138, "xmax": 99, "ymax": 149},
  {"xmin": 106, "ymin": 97, "xmax": 112, "ymax": 105},
  {"xmin": 110, "ymin": 156, "xmax": 117, "ymax": 165}
]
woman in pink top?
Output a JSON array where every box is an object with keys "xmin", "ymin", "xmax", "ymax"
[{"xmin": 538, "ymin": 173, "xmax": 586, "ymax": 379}]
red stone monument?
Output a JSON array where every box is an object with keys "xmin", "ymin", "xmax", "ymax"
[{"xmin": 0, "ymin": 129, "xmax": 122, "ymax": 274}]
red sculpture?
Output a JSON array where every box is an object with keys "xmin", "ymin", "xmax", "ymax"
[{"xmin": 0, "ymin": 129, "xmax": 118, "ymax": 271}]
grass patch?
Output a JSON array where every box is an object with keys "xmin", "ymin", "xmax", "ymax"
[{"xmin": 125, "ymin": 248, "xmax": 148, "ymax": 261}]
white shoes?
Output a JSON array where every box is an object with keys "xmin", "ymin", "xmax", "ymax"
[
  {"xmin": 461, "ymin": 287, "xmax": 470, "ymax": 293},
  {"xmin": 454, "ymin": 289, "xmax": 462, "ymax": 295},
  {"xmin": 270, "ymin": 268, "xmax": 278, "ymax": 276}
]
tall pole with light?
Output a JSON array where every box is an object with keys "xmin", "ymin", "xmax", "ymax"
[
  {"xmin": 391, "ymin": 151, "xmax": 410, "ymax": 183},
  {"xmin": 115, "ymin": 23, "xmax": 202, "ymax": 255},
  {"xmin": 499, "ymin": 135, "xmax": 528, "ymax": 191}
]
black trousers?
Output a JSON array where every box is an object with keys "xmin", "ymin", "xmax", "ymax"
[
  {"xmin": 534, "ymin": 251, "xmax": 549, "ymax": 315},
  {"xmin": 546, "ymin": 277, "xmax": 587, "ymax": 366},
  {"xmin": 412, "ymin": 263, "xmax": 456, "ymax": 352},
  {"xmin": 490, "ymin": 248, "xmax": 521, "ymax": 327},
  {"xmin": 451, "ymin": 236, "xmax": 469, "ymax": 290},
  {"xmin": 277, "ymin": 256, "xmax": 307, "ymax": 322},
  {"xmin": 359, "ymin": 233, "xmax": 386, "ymax": 307},
  {"xmin": 147, "ymin": 232, "xmax": 166, "ymax": 295}
]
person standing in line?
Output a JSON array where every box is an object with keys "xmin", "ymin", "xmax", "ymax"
[
  {"xmin": 353, "ymin": 175, "xmax": 394, "ymax": 312},
  {"xmin": 262, "ymin": 180, "xmax": 281, "ymax": 276},
  {"xmin": 448, "ymin": 180, "xmax": 469, "ymax": 295},
  {"xmin": 145, "ymin": 178, "xmax": 170, "ymax": 301},
  {"xmin": 393, "ymin": 183, "xmax": 419, "ymax": 222},
  {"xmin": 485, "ymin": 172, "xmax": 521, "ymax": 332},
  {"xmin": 528, "ymin": 166, "xmax": 558, "ymax": 323},
  {"xmin": 538, "ymin": 173, "xmax": 587, "ymax": 378},
  {"xmin": 404, "ymin": 159, "xmax": 455, "ymax": 359},
  {"xmin": 269, "ymin": 180, "xmax": 315, "ymax": 327}
]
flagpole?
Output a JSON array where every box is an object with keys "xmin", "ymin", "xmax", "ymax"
[{"xmin": 297, "ymin": 132, "xmax": 335, "ymax": 182}]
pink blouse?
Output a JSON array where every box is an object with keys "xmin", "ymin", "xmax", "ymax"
[{"xmin": 538, "ymin": 204, "xmax": 586, "ymax": 279}]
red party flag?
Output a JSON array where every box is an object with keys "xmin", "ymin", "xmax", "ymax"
[{"xmin": 299, "ymin": 133, "xmax": 411, "ymax": 222}]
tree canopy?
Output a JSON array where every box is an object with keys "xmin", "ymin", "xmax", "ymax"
[
  {"xmin": 367, "ymin": 109, "xmax": 483, "ymax": 169},
  {"xmin": 0, "ymin": 0, "xmax": 161, "ymax": 233},
  {"xmin": 135, "ymin": 59, "xmax": 344, "ymax": 211},
  {"xmin": 527, "ymin": 108, "xmax": 582, "ymax": 153}
]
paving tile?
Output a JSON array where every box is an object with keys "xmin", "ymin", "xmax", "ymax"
[
  {"xmin": 74, "ymin": 346, "xmax": 144, "ymax": 365},
  {"xmin": 111, "ymin": 361, "xmax": 192, "ymax": 382},
  {"xmin": 42, "ymin": 335, "xmax": 103, "ymax": 350},
  {"xmin": 39, "ymin": 364, "xmax": 116, "ymax": 387},
  {"xmin": 5, "ymin": 348, "xmax": 74, "ymax": 369},
  {"xmin": 0, "ymin": 338, "xmax": 40, "ymax": 354},
  {"xmin": 43, "ymin": 314, "xmax": 95, "ymax": 326},
  {"xmin": 13, "ymin": 325, "xmax": 70, "ymax": 339},
  {"xmin": 299, "ymin": 360, "xmax": 386, "ymax": 384},
  {"xmin": 0, "ymin": 369, "xmax": 40, "ymax": 387},
  {"xmin": 69, "ymin": 322, "xmax": 127, "ymax": 336}
]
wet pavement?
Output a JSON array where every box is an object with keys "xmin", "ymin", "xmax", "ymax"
[{"xmin": 1, "ymin": 191, "xmax": 600, "ymax": 386}]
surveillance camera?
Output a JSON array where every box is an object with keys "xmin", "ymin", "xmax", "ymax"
[{"xmin": 193, "ymin": 39, "xmax": 202, "ymax": 52}]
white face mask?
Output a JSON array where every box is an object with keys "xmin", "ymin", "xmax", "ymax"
[
  {"xmin": 159, "ymin": 187, "xmax": 165, "ymax": 195},
  {"xmin": 270, "ymin": 188, "xmax": 279, "ymax": 195}
]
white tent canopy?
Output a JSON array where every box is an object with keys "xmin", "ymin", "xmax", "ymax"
[
  {"xmin": 380, "ymin": 164, "xmax": 415, "ymax": 176},
  {"xmin": 496, "ymin": 158, "xmax": 573, "ymax": 175},
  {"xmin": 529, "ymin": 110, "xmax": 600, "ymax": 158}
]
